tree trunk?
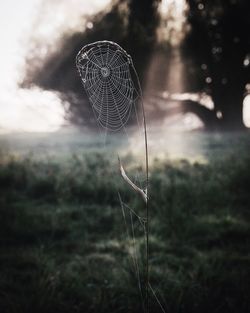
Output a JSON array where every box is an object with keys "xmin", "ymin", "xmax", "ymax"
[
  {"xmin": 220, "ymin": 93, "xmax": 245, "ymax": 130},
  {"xmin": 211, "ymin": 77, "xmax": 246, "ymax": 130}
]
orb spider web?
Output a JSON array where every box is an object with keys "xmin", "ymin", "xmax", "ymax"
[
  {"xmin": 76, "ymin": 41, "xmax": 162, "ymax": 313},
  {"xmin": 76, "ymin": 40, "xmax": 140, "ymax": 132}
]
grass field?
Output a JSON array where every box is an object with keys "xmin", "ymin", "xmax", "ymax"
[{"xmin": 0, "ymin": 130, "xmax": 250, "ymax": 313}]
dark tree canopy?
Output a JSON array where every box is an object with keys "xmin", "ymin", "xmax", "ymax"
[
  {"xmin": 128, "ymin": 0, "xmax": 161, "ymax": 46},
  {"xmin": 183, "ymin": 0, "xmax": 250, "ymax": 130}
]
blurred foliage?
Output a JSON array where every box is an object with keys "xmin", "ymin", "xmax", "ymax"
[
  {"xmin": 128, "ymin": 0, "xmax": 161, "ymax": 46},
  {"xmin": 182, "ymin": 0, "xmax": 250, "ymax": 130},
  {"xmin": 22, "ymin": 0, "xmax": 250, "ymax": 131},
  {"xmin": 22, "ymin": 0, "xmax": 161, "ymax": 127},
  {"xmin": 0, "ymin": 135, "xmax": 250, "ymax": 312}
]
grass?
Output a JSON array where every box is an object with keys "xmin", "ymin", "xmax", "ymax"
[{"xmin": 0, "ymin": 133, "xmax": 250, "ymax": 313}]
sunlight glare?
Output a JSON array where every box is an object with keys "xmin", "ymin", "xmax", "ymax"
[
  {"xmin": 0, "ymin": 87, "xmax": 66, "ymax": 133},
  {"xmin": 158, "ymin": 0, "xmax": 188, "ymax": 45},
  {"xmin": 243, "ymin": 94, "xmax": 250, "ymax": 128},
  {"xmin": 0, "ymin": 0, "xmax": 111, "ymax": 133}
]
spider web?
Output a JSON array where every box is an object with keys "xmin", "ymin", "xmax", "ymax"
[
  {"xmin": 76, "ymin": 41, "xmax": 166, "ymax": 313},
  {"xmin": 76, "ymin": 41, "xmax": 138, "ymax": 131}
]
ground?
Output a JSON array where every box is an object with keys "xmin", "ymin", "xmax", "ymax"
[{"xmin": 0, "ymin": 130, "xmax": 250, "ymax": 313}]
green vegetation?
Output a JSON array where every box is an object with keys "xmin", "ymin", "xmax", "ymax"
[{"xmin": 0, "ymin": 134, "xmax": 250, "ymax": 313}]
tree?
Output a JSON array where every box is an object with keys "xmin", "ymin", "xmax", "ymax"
[
  {"xmin": 22, "ymin": 0, "xmax": 160, "ymax": 127},
  {"xmin": 182, "ymin": 0, "xmax": 250, "ymax": 130},
  {"xmin": 128, "ymin": 0, "xmax": 160, "ymax": 46}
]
